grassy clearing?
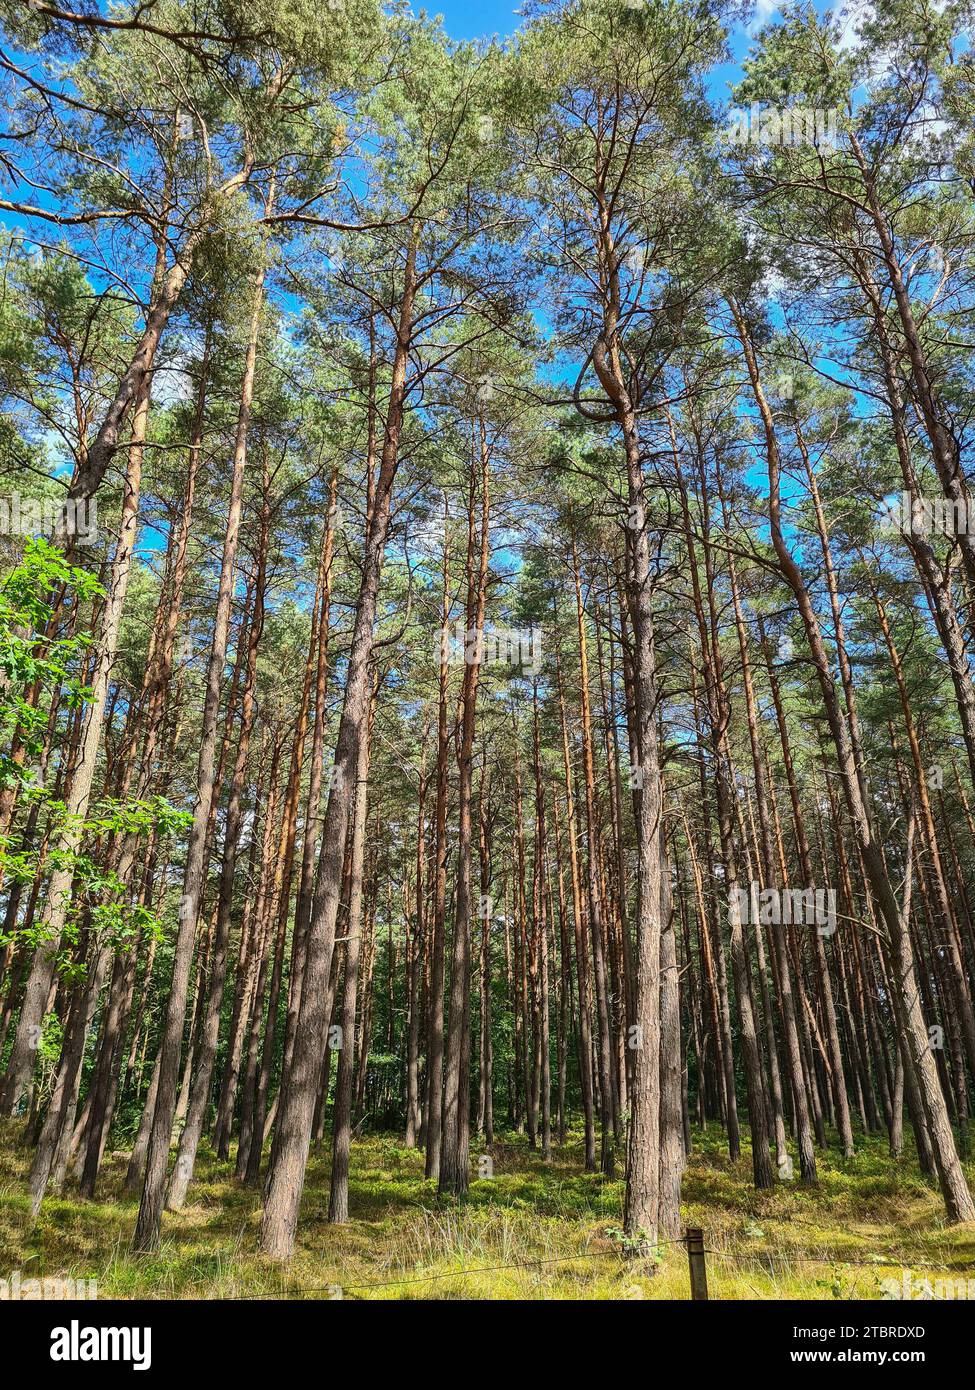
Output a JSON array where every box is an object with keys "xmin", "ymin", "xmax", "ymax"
[{"xmin": 1, "ymin": 1121, "xmax": 973, "ymax": 1299}]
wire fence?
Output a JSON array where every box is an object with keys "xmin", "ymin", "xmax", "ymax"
[{"xmin": 229, "ymin": 1231, "xmax": 931, "ymax": 1299}]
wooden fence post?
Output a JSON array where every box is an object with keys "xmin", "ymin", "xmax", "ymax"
[{"xmin": 686, "ymin": 1227, "xmax": 708, "ymax": 1300}]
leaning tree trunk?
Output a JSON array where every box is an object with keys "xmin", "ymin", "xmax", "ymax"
[
  {"xmin": 132, "ymin": 237, "xmax": 268, "ymax": 1254},
  {"xmin": 733, "ymin": 298, "xmax": 975, "ymax": 1223},
  {"xmin": 424, "ymin": 503, "xmax": 452, "ymax": 1181},
  {"xmin": 440, "ymin": 413, "xmax": 490, "ymax": 1198},
  {"xmin": 1, "ymin": 352, "xmax": 153, "ymax": 1118},
  {"xmin": 570, "ymin": 537, "xmax": 617, "ymax": 1176},
  {"xmin": 588, "ymin": 284, "xmax": 667, "ymax": 1238},
  {"xmin": 259, "ymin": 233, "xmax": 418, "ymax": 1260},
  {"xmin": 328, "ymin": 691, "xmax": 376, "ymax": 1222},
  {"xmin": 166, "ymin": 497, "xmax": 269, "ymax": 1210}
]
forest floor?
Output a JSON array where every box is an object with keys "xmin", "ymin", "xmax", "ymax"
[{"xmin": 1, "ymin": 1120, "xmax": 973, "ymax": 1299}]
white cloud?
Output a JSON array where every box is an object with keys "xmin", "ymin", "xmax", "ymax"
[{"xmin": 747, "ymin": 0, "xmax": 781, "ymax": 34}]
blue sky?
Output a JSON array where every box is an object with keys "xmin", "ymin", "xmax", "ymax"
[
  {"xmin": 421, "ymin": 1, "xmax": 839, "ymax": 107},
  {"xmin": 429, "ymin": 0, "xmax": 789, "ymax": 43},
  {"xmin": 430, "ymin": 0, "xmax": 524, "ymax": 38}
]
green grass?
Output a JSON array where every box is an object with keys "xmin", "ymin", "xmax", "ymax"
[{"xmin": 1, "ymin": 1121, "xmax": 973, "ymax": 1299}]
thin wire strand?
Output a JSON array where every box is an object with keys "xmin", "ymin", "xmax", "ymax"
[
  {"xmin": 216, "ymin": 1237, "xmax": 944, "ymax": 1298},
  {"xmin": 232, "ymin": 1238, "xmax": 691, "ymax": 1298}
]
